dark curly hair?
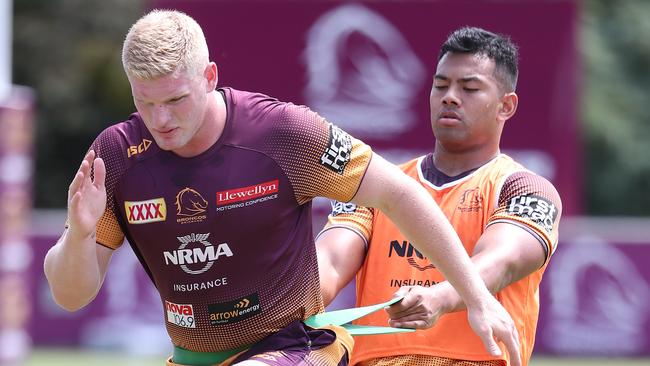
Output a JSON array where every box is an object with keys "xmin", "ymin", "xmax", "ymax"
[{"xmin": 439, "ymin": 27, "xmax": 519, "ymax": 92}]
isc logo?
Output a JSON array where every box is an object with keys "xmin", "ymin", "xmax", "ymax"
[
  {"xmin": 124, "ymin": 198, "xmax": 166, "ymax": 224},
  {"xmin": 127, "ymin": 138, "xmax": 152, "ymax": 158}
]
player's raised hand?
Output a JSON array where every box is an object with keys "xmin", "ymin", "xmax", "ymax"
[
  {"xmin": 385, "ymin": 286, "xmax": 447, "ymax": 329},
  {"xmin": 67, "ymin": 150, "xmax": 106, "ymax": 241},
  {"xmin": 467, "ymin": 296, "xmax": 522, "ymax": 366}
]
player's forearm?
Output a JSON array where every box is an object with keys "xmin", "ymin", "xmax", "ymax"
[
  {"xmin": 435, "ymin": 224, "xmax": 548, "ymax": 313},
  {"xmin": 43, "ymin": 231, "xmax": 102, "ymax": 311},
  {"xmin": 381, "ymin": 178, "xmax": 492, "ymax": 311},
  {"xmin": 427, "ymin": 255, "xmax": 518, "ymax": 314}
]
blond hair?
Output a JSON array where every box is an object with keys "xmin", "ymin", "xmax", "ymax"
[{"xmin": 122, "ymin": 9, "xmax": 209, "ymax": 80}]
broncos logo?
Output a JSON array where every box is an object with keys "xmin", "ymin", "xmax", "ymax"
[{"xmin": 175, "ymin": 188, "xmax": 208, "ymax": 217}]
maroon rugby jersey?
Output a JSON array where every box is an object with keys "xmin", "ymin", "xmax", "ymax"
[{"xmin": 88, "ymin": 88, "xmax": 372, "ymax": 352}]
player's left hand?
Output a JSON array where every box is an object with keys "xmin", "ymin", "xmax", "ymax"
[
  {"xmin": 467, "ymin": 296, "xmax": 522, "ymax": 366},
  {"xmin": 384, "ymin": 285, "xmax": 448, "ymax": 329}
]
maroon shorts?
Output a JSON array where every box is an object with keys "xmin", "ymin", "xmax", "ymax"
[{"xmin": 167, "ymin": 320, "xmax": 353, "ymax": 366}]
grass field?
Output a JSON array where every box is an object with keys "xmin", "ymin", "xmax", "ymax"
[{"xmin": 25, "ymin": 349, "xmax": 650, "ymax": 366}]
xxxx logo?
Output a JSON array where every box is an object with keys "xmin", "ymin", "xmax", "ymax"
[{"xmin": 125, "ymin": 198, "xmax": 166, "ymax": 224}]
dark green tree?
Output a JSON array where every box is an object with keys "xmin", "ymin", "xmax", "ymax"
[
  {"xmin": 13, "ymin": 0, "xmax": 144, "ymax": 207},
  {"xmin": 582, "ymin": 0, "xmax": 650, "ymax": 215}
]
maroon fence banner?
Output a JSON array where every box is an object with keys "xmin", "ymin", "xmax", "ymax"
[
  {"xmin": 535, "ymin": 218, "xmax": 650, "ymax": 356},
  {"xmin": 154, "ymin": 0, "xmax": 582, "ymax": 216}
]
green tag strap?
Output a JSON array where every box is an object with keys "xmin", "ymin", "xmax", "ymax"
[{"xmin": 305, "ymin": 296, "xmax": 415, "ymax": 336}]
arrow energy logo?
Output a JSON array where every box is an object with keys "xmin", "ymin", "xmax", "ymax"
[{"xmin": 208, "ymin": 293, "xmax": 261, "ymax": 325}]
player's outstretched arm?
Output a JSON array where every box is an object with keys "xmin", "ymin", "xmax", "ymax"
[
  {"xmin": 351, "ymin": 154, "xmax": 521, "ymax": 366},
  {"xmin": 44, "ymin": 150, "xmax": 113, "ymax": 311}
]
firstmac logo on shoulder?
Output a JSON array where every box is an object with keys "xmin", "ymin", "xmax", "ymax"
[
  {"xmin": 507, "ymin": 194, "xmax": 558, "ymax": 233},
  {"xmin": 321, "ymin": 124, "xmax": 352, "ymax": 175},
  {"xmin": 125, "ymin": 198, "xmax": 166, "ymax": 224}
]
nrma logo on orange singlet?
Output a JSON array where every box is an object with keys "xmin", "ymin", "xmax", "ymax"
[
  {"xmin": 124, "ymin": 198, "xmax": 166, "ymax": 224},
  {"xmin": 388, "ymin": 240, "xmax": 436, "ymax": 271}
]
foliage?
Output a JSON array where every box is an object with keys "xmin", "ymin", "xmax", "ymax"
[
  {"xmin": 13, "ymin": 0, "xmax": 144, "ymax": 207},
  {"xmin": 581, "ymin": 0, "xmax": 650, "ymax": 215}
]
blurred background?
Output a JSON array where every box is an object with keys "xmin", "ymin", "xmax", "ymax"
[{"xmin": 0, "ymin": 0, "xmax": 649, "ymax": 365}]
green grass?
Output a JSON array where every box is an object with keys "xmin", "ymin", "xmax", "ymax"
[
  {"xmin": 25, "ymin": 349, "xmax": 650, "ymax": 366},
  {"xmin": 27, "ymin": 349, "xmax": 162, "ymax": 366}
]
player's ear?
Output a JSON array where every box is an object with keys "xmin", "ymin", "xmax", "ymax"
[
  {"xmin": 204, "ymin": 62, "xmax": 218, "ymax": 92},
  {"xmin": 498, "ymin": 92, "xmax": 518, "ymax": 121}
]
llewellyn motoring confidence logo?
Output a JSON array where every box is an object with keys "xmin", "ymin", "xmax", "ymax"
[{"xmin": 215, "ymin": 180, "xmax": 279, "ymax": 212}]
